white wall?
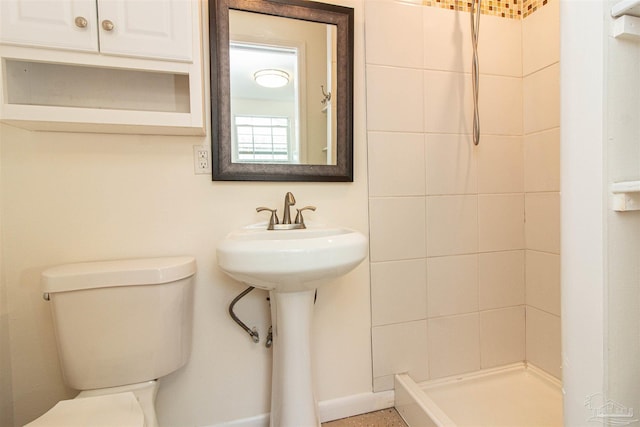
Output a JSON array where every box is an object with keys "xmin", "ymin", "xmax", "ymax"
[
  {"xmin": 562, "ymin": 0, "xmax": 640, "ymax": 424},
  {"xmin": 0, "ymin": 134, "xmax": 13, "ymax": 427},
  {"xmin": 560, "ymin": 0, "xmax": 605, "ymax": 424},
  {"xmin": 603, "ymin": 0, "xmax": 640, "ymax": 418},
  {"xmin": 0, "ymin": 0, "xmax": 370, "ymax": 425}
]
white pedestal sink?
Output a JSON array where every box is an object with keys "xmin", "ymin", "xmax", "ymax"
[{"xmin": 216, "ymin": 222, "xmax": 368, "ymax": 427}]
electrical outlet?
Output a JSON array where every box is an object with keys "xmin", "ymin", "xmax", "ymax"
[{"xmin": 193, "ymin": 145, "xmax": 212, "ymax": 175}]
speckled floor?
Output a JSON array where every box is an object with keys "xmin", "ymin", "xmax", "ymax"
[{"xmin": 322, "ymin": 408, "xmax": 408, "ymax": 427}]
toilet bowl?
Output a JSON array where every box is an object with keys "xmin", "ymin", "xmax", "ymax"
[{"xmin": 25, "ymin": 257, "xmax": 196, "ymax": 427}]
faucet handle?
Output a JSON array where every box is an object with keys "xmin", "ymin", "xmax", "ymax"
[
  {"xmin": 256, "ymin": 207, "xmax": 279, "ymax": 230},
  {"xmin": 294, "ymin": 206, "xmax": 316, "ymax": 228}
]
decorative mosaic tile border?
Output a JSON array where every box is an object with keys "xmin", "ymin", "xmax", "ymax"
[
  {"xmin": 421, "ymin": 0, "xmax": 550, "ymax": 19},
  {"xmin": 522, "ymin": 0, "xmax": 549, "ymax": 18}
]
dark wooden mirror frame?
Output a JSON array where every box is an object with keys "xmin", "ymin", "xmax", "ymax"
[{"xmin": 209, "ymin": 0, "xmax": 354, "ymax": 182}]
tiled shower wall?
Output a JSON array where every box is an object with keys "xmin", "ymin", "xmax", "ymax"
[
  {"xmin": 365, "ymin": 0, "xmax": 560, "ymax": 391},
  {"xmin": 521, "ymin": 0, "xmax": 560, "ymax": 379}
]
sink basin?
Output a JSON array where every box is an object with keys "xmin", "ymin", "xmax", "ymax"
[{"xmin": 216, "ymin": 222, "xmax": 368, "ymax": 292}]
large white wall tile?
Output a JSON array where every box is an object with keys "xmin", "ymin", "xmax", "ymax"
[
  {"xmin": 526, "ymin": 250, "xmax": 561, "ymax": 316},
  {"xmin": 369, "ymin": 197, "xmax": 427, "ymax": 261},
  {"xmin": 526, "ymin": 307, "xmax": 561, "ymax": 379},
  {"xmin": 366, "ymin": 65, "xmax": 424, "ymax": 132},
  {"xmin": 525, "ymin": 192, "xmax": 560, "ymax": 254},
  {"xmin": 522, "ymin": 0, "xmax": 560, "ymax": 76},
  {"xmin": 426, "ymin": 134, "xmax": 477, "ymax": 195},
  {"xmin": 427, "ymin": 254, "xmax": 478, "ymax": 317},
  {"xmin": 364, "ymin": 0, "xmax": 423, "ymax": 68},
  {"xmin": 423, "ymin": 7, "xmax": 470, "ymax": 73},
  {"xmin": 368, "ymin": 132, "xmax": 426, "ymax": 197},
  {"xmin": 524, "ymin": 128, "xmax": 560, "ymax": 192},
  {"xmin": 479, "ymin": 74, "xmax": 523, "ymax": 136},
  {"xmin": 521, "ymin": 0, "xmax": 561, "ymax": 384},
  {"xmin": 523, "ymin": 63, "xmax": 560, "ymax": 134},
  {"xmin": 478, "ymin": 194, "xmax": 525, "ymax": 252},
  {"xmin": 477, "ymin": 135, "xmax": 523, "ymax": 194},
  {"xmin": 428, "ymin": 314, "xmax": 480, "ymax": 379},
  {"xmin": 480, "ymin": 306, "xmax": 525, "ymax": 369},
  {"xmin": 478, "ymin": 14, "xmax": 522, "ymax": 78},
  {"xmin": 371, "ymin": 259, "xmax": 427, "ymax": 326},
  {"xmin": 424, "ymin": 8, "xmax": 522, "ymax": 77},
  {"xmin": 373, "ymin": 376, "xmax": 394, "ymax": 393},
  {"xmin": 372, "ymin": 320, "xmax": 429, "ymax": 383},
  {"xmin": 426, "ymin": 72, "xmax": 523, "ymax": 137},
  {"xmin": 479, "ymin": 250, "xmax": 525, "ymax": 310},
  {"xmin": 424, "ymin": 70, "xmax": 472, "ymax": 134},
  {"xmin": 426, "ymin": 195, "xmax": 478, "ymax": 256}
]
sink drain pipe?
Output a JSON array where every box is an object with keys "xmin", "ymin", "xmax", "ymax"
[
  {"xmin": 229, "ymin": 287, "xmax": 317, "ymax": 347},
  {"xmin": 229, "ymin": 286, "xmax": 260, "ymax": 343}
]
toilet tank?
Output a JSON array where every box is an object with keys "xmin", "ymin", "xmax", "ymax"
[{"xmin": 42, "ymin": 256, "xmax": 196, "ymax": 391}]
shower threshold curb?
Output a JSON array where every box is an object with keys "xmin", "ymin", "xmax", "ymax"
[{"xmin": 395, "ymin": 362, "xmax": 562, "ymax": 427}]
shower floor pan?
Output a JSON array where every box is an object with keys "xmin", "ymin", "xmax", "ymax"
[{"xmin": 395, "ymin": 363, "xmax": 562, "ymax": 427}]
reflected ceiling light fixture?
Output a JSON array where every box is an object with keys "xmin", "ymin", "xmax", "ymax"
[{"xmin": 254, "ymin": 69, "xmax": 290, "ymax": 88}]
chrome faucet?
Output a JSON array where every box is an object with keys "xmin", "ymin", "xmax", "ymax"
[{"xmin": 282, "ymin": 192, "xmax": 296, "ymax": 225}]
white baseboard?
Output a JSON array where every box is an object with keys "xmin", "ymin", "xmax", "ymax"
[
  {"xmin": 211, "ymin": 413, "xmax": 268, "ymax": 427},
  {"xmin": 209, "ymin": 390, "xmax": 395, "ymax": 427},
  {"xmin": 318, "ymin": 390, "xmax": 395, "ymax": 422}
]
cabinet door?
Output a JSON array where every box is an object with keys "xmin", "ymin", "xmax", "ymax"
[
  {"xmin": 0, "ymin": 0, "xmax": 98, "ymax": 51},
  {"xmin": 97, "ymin": 0, "xmax": 193, "ymax": 62}
]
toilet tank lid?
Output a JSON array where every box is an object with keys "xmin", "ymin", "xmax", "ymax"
[
  {"xmin": 42, "ymin": 256, "xmax": 196, "ymax": 293},
  {"xmin": 24, "ymin": 392, "xmax": 144, "ymax": 427}
]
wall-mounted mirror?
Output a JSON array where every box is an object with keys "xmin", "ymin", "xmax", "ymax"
[{"xmin": 210, "ymin": 0, "xmax": 354, "ymax": 181}]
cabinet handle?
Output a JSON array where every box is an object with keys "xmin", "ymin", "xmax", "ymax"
[
  {"xmin": 101, "ymin": 20, "xmax": 115, "ymax": 31},
  {"xmin": 74, "ymin": 16, "xmax": 88, "ymax": 28}
]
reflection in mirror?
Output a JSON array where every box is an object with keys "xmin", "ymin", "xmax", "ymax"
[
  {"xmin": 210, "ymin": 0, "xmax": 353, "ymax": 181},
  {"xmin": 229, "ymin": 10, "xmax": 337, "ymax": 166},
  {"xmin": 230, "ymin": 42, "xmax": 300, "ymax": 163}
]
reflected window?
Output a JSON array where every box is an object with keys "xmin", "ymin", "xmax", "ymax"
[{"xmin": 234, "ymin": 115, "xmax": 293, "ymax": 162}]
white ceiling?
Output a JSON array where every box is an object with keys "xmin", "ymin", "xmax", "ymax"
[{"xmin": 230, "ymin": 43, "xmax": 296, "ymax": 102}]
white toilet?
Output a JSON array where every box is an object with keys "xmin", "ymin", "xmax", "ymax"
[{"xmin": 25, "ymin": 256, "xmax": 196, "ymax": 427}]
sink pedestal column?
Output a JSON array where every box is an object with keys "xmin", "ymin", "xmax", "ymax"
[{"xmin": 269, "ymin": 289, "xmax": 319, "ymax": 427}]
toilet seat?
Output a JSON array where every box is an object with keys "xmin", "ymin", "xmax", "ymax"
[{"xmin": 24, "ymin": 392, "xmax": 145, "ymax": 427}]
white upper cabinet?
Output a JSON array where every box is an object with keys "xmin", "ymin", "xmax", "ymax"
[
  {"xmin": 0, "ymin": 0, "xmax": 193, "ymax": 62},
  {"xmin": 97, "ymin": 0, "xmax": 192, "ymax": 61},
  {"xmin": 0, "ymin": 0, "xmax": 98, "ymax": 51},
  {"xmin": 0, "ymin": 0, "xmax": 204, "ymax": 135}
]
